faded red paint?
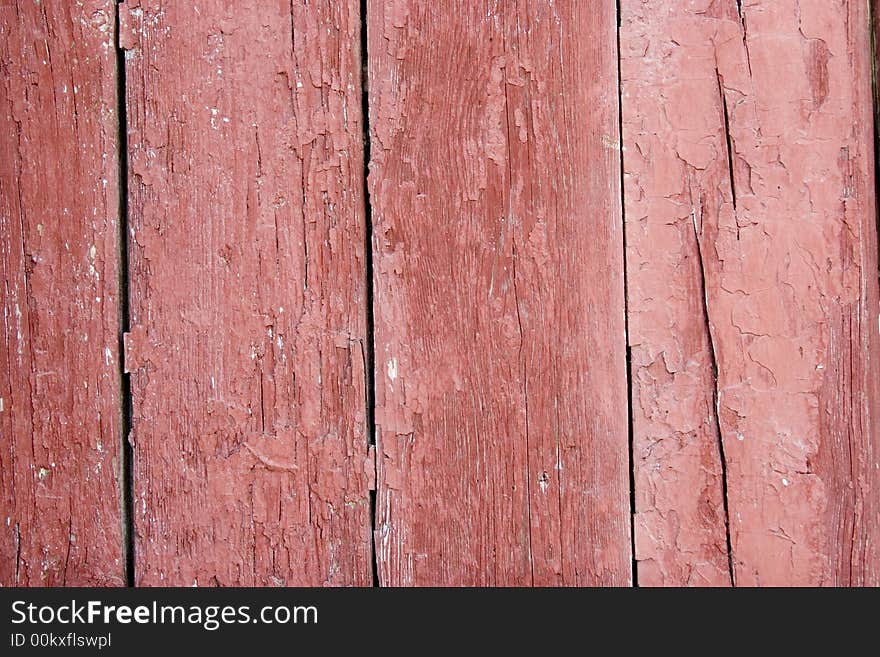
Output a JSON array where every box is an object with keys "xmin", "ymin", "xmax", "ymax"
[
  {"xmin": 122, "ymin": 0, "xmax": 372, "ymax": 585},
  {"xmin": 368, "ymin": 0, "xmax": 632, "ymax": 585},
  {"xmin": 3, "ymin": 0, "xmax": 879, "ymax": 589},
  {"xmin": 0, "ymin": 1, "xmax": 124, "ymax": 585},
  {"xmin": 623, "ymin": 0, "xmax": 880, "ymax": 586}
]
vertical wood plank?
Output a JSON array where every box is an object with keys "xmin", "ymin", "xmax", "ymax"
[
  {"xmin": 122, "ymin": 0, "xmax": 372, "ymax": 585},
  {"xmin": 622, "ymin": 0, "xmax": 880, "ymax": 585},
  {"xmin": 621, "ymin": 1, "xmax": 736, "ymax": 587},
  {"xmin": 0, "ymin": 1, "xmax": 124, "ymax": 585},
  {"xmin": 368, "ymin": 1, "xmax": 631, "ymax": 585}
]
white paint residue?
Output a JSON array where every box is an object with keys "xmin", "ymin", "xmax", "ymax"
[
  {"xmin": 538, "ymin": 472, "xmax": 550, "ymax": 493},
  {"xmin": 387, "ymin": 358, "xmax": 398, "ymax": 381},
  {"xmin": 782, "ymin": 478, "xmax": 790, "ymax": 487},
  {"xmin": 14, "ymin": 304, "xmax": 22, "ymax": 355},
  {"xmin": 104, "ymin": 347, "xmax": 112, "ymax": 366}
]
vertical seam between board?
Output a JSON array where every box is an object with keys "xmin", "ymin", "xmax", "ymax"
[
  {"xmin": 616, "ymin": 0, "xmax": 638, "ymax": 588},
  {"xmin": 868, "ymin": 0, "xmax": 880, "ymax": 589},
  {"xmin": 359, "ymin": 0, "xmax": 380, "ymax": 588},
  {"xmin": 114, "ymin": 0, "xmax": 135, "ymax": 588},
  {"xmin": 871, "ymin": 0, "xmax": 880, "ymax": 295}
]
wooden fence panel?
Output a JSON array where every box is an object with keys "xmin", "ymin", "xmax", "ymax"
[
  {"xmin": 3, "ymin": 0, "xmax": 879, "ymax": 589},
  {"xmin": 122, "ymin": 0, "xmax": 373, "ymax": 585},
  {"xmin": 622, "ymin": 0, "xmax": 880, "ymax": 585},
  {"xmin": 0, "ymin": 1, "xmax": 124, "ymax": 585},
  {"xmin": 367, "ymin": 0, "xmax": 631, "ymax": 585}
]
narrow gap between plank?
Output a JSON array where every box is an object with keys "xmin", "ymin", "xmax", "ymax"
[
  {"xmin": 713, "ymin": 68, "xmax": 737, "ymax": 587},
  {"xmin": 871, "ymin": 1, "xmax": 880, "ymax": 291},
  {"xmin": 114, "ymin": 0, "xmax": 135, "ymax": 588},
  {"xmin": 616, "ymin": 0, "xmax": 638, "ymax": 588},
  {"xmin": 693, "ymin": 224, "xmax": 735, "ymax": 585},
  {"xmin": 359, "ymin": 0, "xmax": 380, "ymax": 588}
]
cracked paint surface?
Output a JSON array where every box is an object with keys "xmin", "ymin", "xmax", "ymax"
[
  {"xmin": 622, "ymin": 0, "xmax": 880, "ymax": 586},
  {"xmin": 0, "ymin": 1, "xmax": 124, "ymax": 585},
  {"xmin": 121, "ymin": 0, "xmax": 373, "ymax": 585}
]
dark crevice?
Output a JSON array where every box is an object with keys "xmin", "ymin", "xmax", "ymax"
[
  {"xmin": 738, "ymin": 5, "xmax": 752, "ymax": 78},
  {"xmin": 870, "ymin": 1, "xmax": 880, "ymax": 289},
  {"xmin": 625, "ymin": 345, "xmax": 637, "ymax": 588},
  {"xmin": 115, "ymin": 0, "xmax": 135, "ymax": 588},
  {"xmin": 691, "ymin": 206, "xmax": 736, "ymax": 587},
  {"xmin": 359, "ymin": 0, "xmax": 380, "ymax": 589},
  {"xmin": 616, "ymin": 0, "xmax": 638, "ymax": 588},
  {"xmin": 713, "ymin": 67, "xmax": 737, "ymax": 586},
  {"xmin": 716, "ymin": 69, "xmax": 737, "ymax": 213}
]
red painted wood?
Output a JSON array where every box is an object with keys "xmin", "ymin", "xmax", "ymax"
[
  {"xmin": 2, "ymin": 0, "xmax": 878, "ymax": 589},
  {"xmin": 122, "ymin": 0, "xmax": 373, "ymax": 585},
  {"xmin": 0, "ymin": 1, "xmax": 124, "ymax": 585},
  {"xmin": 368, "ymin": 0, "xmax": 632, "ymax": 585},
  {"xmin": 622, "ymin": 0, "xmax": 880, "ymax": 585}
]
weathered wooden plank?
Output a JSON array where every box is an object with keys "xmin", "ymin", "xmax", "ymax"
[
  {"xmin": 368, "ymin": 1, "xmax": 631, "ymax": 585},
  {"xmin": 622, "ymin": 0, "xmax": 880, "ymax": 585},
  {"xmin": 0, "ymin": 1, "xmax": 124, "ymax": 585},
  {"xmin": 122, "ymin": 0, "xmax": 372, "ymax": 585},
  {"xmin": 621, "ymin": 1, "xmax": 736, "ymax": 588}
]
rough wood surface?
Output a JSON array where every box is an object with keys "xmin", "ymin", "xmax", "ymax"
[
  {"xmin": 622, "ymin": 0, "xmax": 880, "ymax": 586},
  {"xmin": 0, "ymin": 1, "xmax": 124, "ymax": 585},
  {"xmin": 3, "ymin": 0, "xmax": 879, "ymax": 589},
  {"xmin": 368, "ymin": 0, "xmax": 631, "ymax": 586},
  {"xmin": 122, "ymin": 0, "xmax": 373, "ymax": 585}
]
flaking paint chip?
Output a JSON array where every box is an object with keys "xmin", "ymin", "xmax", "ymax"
[{"xmin": 387, "ymin": 358, "xmax": 398, "ymax": 381}]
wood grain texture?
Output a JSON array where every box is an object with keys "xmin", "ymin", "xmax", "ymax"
[
  {"xmin": 122, "ymin": 0, "xmax": 373, "ymax": 585},
  {"xmin": 622, "ymin": 0, "xmax": 880, "ymax": 585},
  {"xmin": 0, "ymin": 1, "xmax": 124, "ymax": 585},
  {"xmin": 368, "ymin": 0, "xmax": 631, "ymax": 586}
]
